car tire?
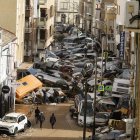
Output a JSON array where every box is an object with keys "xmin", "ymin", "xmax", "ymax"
[
  {"xmin": 23, "ymin": 124, "xmax": 27, "ymax": 132},
  {"xmin": 13, "ymin": 127, "xmax": 18, "ymax": 135}
]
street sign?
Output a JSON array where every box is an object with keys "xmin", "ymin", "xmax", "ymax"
[
  {"xmin": 103, "ymin": 52, "xmax": 108, "ymax": 59},
  {"xmin": 1, "ymin": 85, "xmax": 10, "ymax": 93},
  {"xmin": 98, "ymin": 85, "xmax": 104, "ymax": 92},
  {"xmin": 105, "ymin": 85, "xmax": 112, "ymax": 91}
]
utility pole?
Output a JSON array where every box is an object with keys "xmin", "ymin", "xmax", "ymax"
[
  {"xmin": 73, "ymin": 0, "xmax": 74, "ymax": 25},
  {"xmin": 92, "ymin": 52, "xmax": 97, "ymax": 138},
  {"xmin": 68, "ymin": 0, "xmax": 70, "ymax": 24},
  {"xmin": 83, "ymin": 78, "xmax": 87, "ymax": 140},
  {"xmin": 91, "ymin": 0, "xmax": 96, "ymax": 34}
]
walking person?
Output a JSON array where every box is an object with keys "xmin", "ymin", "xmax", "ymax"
[
  {"xmin": 50, "ymin": 113, "xmax": 56, "ymax": 129},
  {"xmin": 38, "ymin": 112, "xmax": 45, "ymax": 129},
  {"xmin": 35, "ymin": 107, "xmax": 40, "ymax": 124}
]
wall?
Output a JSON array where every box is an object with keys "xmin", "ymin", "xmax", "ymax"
[
  {"xmin": 56, "ymin": 0, "xmax": 79, "ymax": 24},
  {"xmin": 0, "ymin": 0, "xmax": 25, "ymax": 67},
  {"xmin": 38, "ymin": 0, "xmax": 55, "ymax": 49}
]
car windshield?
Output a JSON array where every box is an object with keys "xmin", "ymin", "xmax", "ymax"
[
  {"xmin": 80, "ymin": 102, "xmax": 94, "ymax": 116},
  {"xmin": 2, "ymin": 116, "xmax": 17, "ymax": 123},
  {"xmin": 96, "ymin": 113, "xmax": 108, "ymax": 119}
]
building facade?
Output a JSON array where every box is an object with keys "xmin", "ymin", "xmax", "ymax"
[
  {"xmin": 24, "ymin": 0, "xmax": 38, "ymax": 62},
  {"xmin": 55, "ymin": 0, "xmax": 80, "ymax": 25},
  {"xmin": 0, "ymin": 0, "xmax": 25, "ymax": 67},
  {"xmin": 37, "ymin": 0, "xmax": 55, "ymax": 50},
  {"xmin": 0, "ymin": 27, "xmax": 17, "ymax": 117}
]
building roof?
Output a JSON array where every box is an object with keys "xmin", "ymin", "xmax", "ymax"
[{"xmin": 0, "ymin": 27, "xmax": 16, "ymax": 47}]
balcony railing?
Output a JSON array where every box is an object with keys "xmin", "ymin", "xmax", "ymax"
[
  {"xmin": 38, "ymin": 18, "xmax": 46, "ymax": 27},
  {"xmin": 39, "ymin": 0, "xmax": 46, "ymax": 5},
  {"xmin": 25, "ymin": 5, "xmax": 32, "ymax": 10},
  {"xmin": 25, "ymin": 10, "xmax": 32, "ymax": 17},
  {"xmin": 25, "ymin": 28, "xmax": 32, "ymax": 33}
]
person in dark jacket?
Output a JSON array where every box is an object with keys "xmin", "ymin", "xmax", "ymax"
[
  {"xmin": 35, "ymin": 107, "xmax": 40, "ymax": 124},
  {"xmin": 50, "ymin": 113, "xmax": 56, "ymax": 129},
  {"xmin": 38, "ymin": 112, "xmax": 45, "ymax": 129}
]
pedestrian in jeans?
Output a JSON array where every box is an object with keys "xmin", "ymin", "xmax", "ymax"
[
  {"xmin": 38, "ymin": 112, "xmax": 45, "ymax": 129},
  {"xmin": 50, "ymin": 113, "xmax": 56, "ymax": 129},
  {"xmin": 35, "ymin": 107, "xmax": 40, "ymax": 124}
]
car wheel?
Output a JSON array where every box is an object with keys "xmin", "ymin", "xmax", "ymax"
[
  {"xmin": 13, "ymin": 127, "xmax": 18, "ymax": 135},
  {"xmin": 109, "ymin": 75, "xmax": 115, "ymax": 81},
  {"xmin": 23, "ymin": 124, "xmax": 28, "ymax": 132}
]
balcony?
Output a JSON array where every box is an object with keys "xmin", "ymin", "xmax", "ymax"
[
  {"xmin": 38, "ymin": 18, "xmax": 46, "ymax": 27},
  {"xmin": 38, "ymin": 40, "xmax": 46, "ymax": 49},
  {"xmin": 25, "ymin": 28, "xmax": 32, "ymax": 33},
  {"xmin": 102, "ymin": 0, "xmax": 117, "ymax": 4},
  {"xmin": 25, "ymin": 28, "xmax": 32, "ymax": 40},
  {"xmin": 25, "ymin": 6, "xmax": 33, "ymax": 17},
  {"xmin": 39, "ymin": 0, "xmax": 46, "ymax": 5}
]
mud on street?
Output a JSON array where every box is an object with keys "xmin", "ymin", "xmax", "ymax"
[{"xmin": 0, "ymin": 102, "xmax": 91, "ymax": 140}]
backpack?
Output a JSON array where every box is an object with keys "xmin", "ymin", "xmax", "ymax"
[{"xmin": 39, "ymin": 113, "xmax": 45, "ymax": 122}]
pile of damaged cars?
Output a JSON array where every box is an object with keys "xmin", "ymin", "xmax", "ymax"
[
  {"xmin": 15, "ymin": 27, "xmax": 133, "ymax": 139},
  {"xmin": 15, "ymin": 60, "xmax": 69, "ymax": 104}
]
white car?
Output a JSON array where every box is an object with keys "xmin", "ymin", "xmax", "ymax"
[{"xmin": 0, "ymin": 112, "xmax": 28, "ymax": 135}]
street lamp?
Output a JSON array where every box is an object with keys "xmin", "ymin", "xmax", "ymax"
[
  {"xmin": 92, "ymin": 52, "xmax": 97, "ymax": 137},
  {"xmin": 81, "ymin": 63, "xmax": 93, "ymax": 140},
  {"xmin": 92, "ymin": 20, "xmax": 108, "ymax": 80}
]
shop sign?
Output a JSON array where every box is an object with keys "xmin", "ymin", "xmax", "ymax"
[
  {"xmin": 1, "ymin": 85, "xmax": 10, "ymax": 94},
  {"xmin": 119, "ymin": 31, "xmax": 125, "ymax": 59}
]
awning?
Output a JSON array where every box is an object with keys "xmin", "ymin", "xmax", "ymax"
[{"xmin": 16, "ymin": 75, "xmax": 43, "ymax": 99}]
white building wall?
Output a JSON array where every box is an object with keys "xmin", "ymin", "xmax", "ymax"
[
  {"xmin": 0, "ymin": 41, "xmax": 17, "ymax": 84},
  {"xmin": 16, "ymin": 0, "xmax": 25, "ymax": 66},
  {"xmin": 34, "ymin": 0, "xmax": 38, "ymax": 18},
  {"xmin": 46, "ymin": 0, "xmax": 54, "ymax": 47},
  {"xmin": 56, "ymin": 0, "xmax": 79, "ymax": 24},
  {"xmin": 38, "ymin": 0, "xmax": 55, "ymax": 49},
  {"xmin": 116, "ymin": 0, "xmax": 126, "ymax": 26}
]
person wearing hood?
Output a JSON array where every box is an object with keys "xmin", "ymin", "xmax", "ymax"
[
  {"xmin": 39, "ymin": 112, "xmax": 45, "ymax": 129},
  {"xmin": 50, "ymin": 113, "xmax": 56, "ymax": 129}
]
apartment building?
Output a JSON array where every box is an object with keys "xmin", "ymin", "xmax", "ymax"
[
  {"xmin": 55, "ymin": 0, "xmax": 80, "ymax": 25},
  {"xmin": 79, "ymin": 0, "xmax": 96, "ymax": 31},
  {"xmin": 0, "ymin": 0, "xmax": 25, "ymax": 67},
  {"xmin": 37, "ymin": 0, "xmax": 55, "ymax": 50},
  {"xmin": 24, "ymin": 0, "xmax": 38, "ymax": 61}
]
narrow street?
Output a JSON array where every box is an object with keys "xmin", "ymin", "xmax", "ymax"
[{"xmin": 0, "ymin": 102, "xmax": 91, "ymax": 140}]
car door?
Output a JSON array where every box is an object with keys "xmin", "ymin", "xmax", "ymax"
[{"xmin": 18, "ymin": 116, "xmax": 26, "ymax": 130}]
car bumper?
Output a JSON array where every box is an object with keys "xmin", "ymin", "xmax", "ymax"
[{"xmin": 0, "ymin": 127, "xmax": 15, "ymax": 134}]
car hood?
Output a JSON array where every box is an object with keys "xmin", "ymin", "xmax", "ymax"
[{"xmin": 0, "ymin": 121, "xmax": 16, "ymax": 128}]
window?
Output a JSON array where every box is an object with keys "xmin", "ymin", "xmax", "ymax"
[
  {"xmin": 117, "ymin": 83, "xmax": 129, "ymax": 88},
  {"xmin": 18, "ymin": 116, "xmax": 25, "ymax": 123},
  {"xmin": 26, "ymin": 0, "xmax": 30, "ymax": 6},
  {"xmin": 60, "ymin": 2, "xmax": 68, "ymax": 10},
  {"xmin": 22, "ymin": 82, "xmax": 28, "ymax": 86},
  {"xmin": 40, "ymin": 8, "xmax": 46, "ymax": 18},
  {"xmin": 49, "ymin": 26, "xmax": 52, "ymax": 36},
  {"xmin": 73, "ymin": 2, "xmax": 78, "ymax": 11},
  {"xmin": 40, "ymin": 29, "xmax": 46, "ymax": 40}
]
